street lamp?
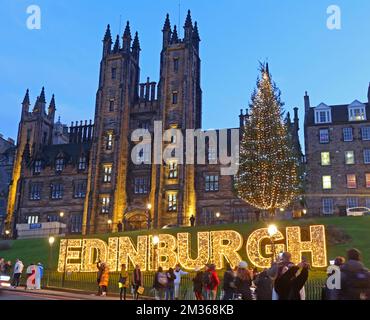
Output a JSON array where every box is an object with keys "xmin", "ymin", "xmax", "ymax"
[
  {"xmin": 59, "ymin": 212, "xmax": 65, "ymax": 218},
  {"xmin": 147, "ymin": 203, "xmax": 152, "ymax": 210},
  {"xmin": 107, "ymin": 219, "xmax": 113, "ymax": 233},
  {"xmin": 47, "ymin": 236, "xmax": 55, "ymax": 287},
  {"xmin": 268, "ymin": 224, "xmax": 278, "ymax": 262},
  {"xmin": 302, "ymin": 209, "xmax": 307, "ymax": 215}
]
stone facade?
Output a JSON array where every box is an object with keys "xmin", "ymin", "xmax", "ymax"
[
  {"xmin": 304, "ymin": 87, "xmax": 370, "ymax": 216},
  {"xmin": 0, "ymin": 135, "xmax": 15, "ymax": 233},
  {"xmin": 5, "ymin": 12, "xmax": 302, "ymax": 236}
]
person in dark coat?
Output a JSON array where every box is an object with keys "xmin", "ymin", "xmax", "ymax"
[
  {"xmin": 234, "ymin": 261, "xmax": 253, "ymax": 300},
  {"xmin": 340, "ymin": 249, "xmax": 370, "ymax": 300},
  {"xmin": 166, "ymin": 268, "xmax": 176, "ymax": 300},
  {"xmin": 222, "ymin": 264, "xmax": 236, "ymax": 300},
  {"xmin": 254, "ymin": 269, "xmax": 273, "ymax": 300},
  {"xmin": 274, "ymin": 261, "xmax": 309, "ymax": 300},
  {"xmin": 192, "ymin": 268, "xmax": 204, "ymax": 300}
]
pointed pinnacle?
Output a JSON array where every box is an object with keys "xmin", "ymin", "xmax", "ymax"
[
  {"xmin": 184, "ymin": 10, "xmax": 192, "ymax": 28},
  {"xmin": 193, "ymin": 21, "xmax": 200, "ymax": 41},
  {"xmin": 49, "ymin": 94, "xmax": 56, "ymax": 109},
  {"xmin": 163, "ymin": 13, "xmax": 171, "ymax": 31},
  {"xmin": 123, "ymin": 21, "xmax": 132, "ymax": 39},
  {"xmin": 171, "ymin": 25, "xmax": 179, "ymax": 43},
  {"xmin": 39, "ymin": 87, "xmax": 46, "ymax": 103},
  {"xmin": 132, "ymin": 32, "xmax": 140, "ymax": 50},
  {"xmin": 22, "ymin": 89, "xmax": 30, "ymax": 105},
  {"xmin": 104, "ymin": 24, "xmax": 112, "ymax": 41},
  {"xmin": 113, "ymin": 35, "xmax": 120, "ymax": 52}
]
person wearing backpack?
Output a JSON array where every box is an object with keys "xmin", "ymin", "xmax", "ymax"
[
  {"xmin": 222, "ymin": 264, "xmax": 236, "ymax": 300},
  {"xmin": 153, "ymin": 267, "xmax": 168, "ymax": 300},
  {"xmin": 254, "ymin": 269, "xmax": 273, "ymax": 300},
  {"xmin": 340, "ymin": 248, "xmax": 370, "ymax": 300},
  {"xmin": 192, "ymin": 267, "xmax": 204, "ymax": 300}
]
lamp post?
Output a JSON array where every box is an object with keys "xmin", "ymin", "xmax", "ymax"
[
  {"xmin": 152, "ymin": 235, "xmax": 160, "ymax": 271},
  {"xmin": 59, "ymin": 212, "xmax": 65, "ymax": 235},
  {"xmin": 107, "ymin": 219, "xmax": 113, "ymax": 233},
  {"xmin": 5, "ymin": 230, "xmax": 10, "ymax": 239},
  {"xmin": 268, "ymin": 224, "xmax": 278, "ymax": 262},
  {"xmin": 47, "ymin": 236, "xmax": 55, "ymax": 287},
  {"xmin": 215, "ymin": 212, "xmax": 221, "ymax": 225}
]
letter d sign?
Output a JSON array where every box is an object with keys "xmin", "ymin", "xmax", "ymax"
[{"xmin": 26, "ymin": 5, "xmax": 41, "ymax": 30}]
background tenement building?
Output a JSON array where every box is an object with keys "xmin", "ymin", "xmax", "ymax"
[
  {"xmin": 304, "ymin": 86, "xmax": 370, "ymax": 216},
  {"xmin": 5, "ymin": 12, "xmax": 302, "ymax": 236}
]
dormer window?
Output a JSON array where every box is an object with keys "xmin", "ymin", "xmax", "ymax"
[
  {"xmin": 55, "ymin": 158, "xmax": 64, "ymax": 172},
  {"xmin": 348, "ymin": 100, "xmax": 366, "ymax": 121},
  {"xmin": 314, "ymin": 103, "xmax": 332, "ymax": 124}
]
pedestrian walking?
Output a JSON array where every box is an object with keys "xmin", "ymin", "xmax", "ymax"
[
  {"xmin": 222, "ymin": 264, "xmax": 236, "ymax": 300},
  {"xmin": 204, "ymin": 264, "xmax": 220, "ymax": 300},
  {"xmin": 192, "ymin": 267, "xmax": 204, "ymax": 300},
  {"xmin": 132, "ymin": 264, "xmax": 144, "ymax": 300},
  {"xmin": 190, "ymin": 215, "xmax": 195, "ymax": 227},
  {"xmin": 174, "ymin": 264, "xmax": 188, "ymax": 300},
  {"xmin": 254, "ymin": 269, "xmax": 273, "ymax": 300},
  {"xmin": 166, "ymin": 268, "xmax": 176, "ymax": 300},
  {"xmin": 153, "ymin": 267, "xmax": 168, "ymax": 300},
  {"xmin": 12, "ymin": 259, "xmax": 24, "ymax": 288},
  {"xmin": 117, "ymin": 221, "xmax": 123, "ymax": 232},
  {"xmin": 119, "ymin": 264, "xmax": 130, "ymax": 300},
  {"xmin": 96, "ymin": 260, "xmax": 104, "ymax": 296},
  {"xmin": 234, "ymin": 261, "xmax": 253, "ymax": 300},
  {"xmin": 99, "ymin": 263, "xmax": 110, "ymax": 296},
  {"xmin": 340, "ymin": 248, "xmax": 370, "ymax": 300}
]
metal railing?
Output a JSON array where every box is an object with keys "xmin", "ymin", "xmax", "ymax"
[{"xmin": 26, "ymin": 270, "xmax": 326, "ymax": 300}]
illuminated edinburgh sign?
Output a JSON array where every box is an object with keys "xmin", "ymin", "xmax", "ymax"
[{"xmin": 57, "ymin": 225, "xmax": 327, "ymax": 272}]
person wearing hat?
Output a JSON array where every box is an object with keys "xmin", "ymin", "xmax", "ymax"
[
  {"xmin": 192, "ymin": 267, "xmax": 204, "ymax": 300},
  {"xmin": 234, "ymin": 261, "xmax": 253, "ymax": 300}
]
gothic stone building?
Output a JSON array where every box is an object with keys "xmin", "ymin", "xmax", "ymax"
[
  {"xmin": 304, "ymin": 85, "xmax": 370, "ymax": 215},
  {"xmin": 0, "ymin": 135, "xmax": 15, "ymax": 233},
  {"xmin": 6, "ymin": 12, "xmax": 301, "ymax": 236}
]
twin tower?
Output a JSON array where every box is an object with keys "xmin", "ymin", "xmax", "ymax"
[{"xmin": 83, "ymin": 11, "xmax": 203, "ymax": 233}]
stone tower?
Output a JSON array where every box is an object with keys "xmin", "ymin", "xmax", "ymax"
[{"xmin": 6, "ymin": 88, "xmax": 56, "ymax": 227}]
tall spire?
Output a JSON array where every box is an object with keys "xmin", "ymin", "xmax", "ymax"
[
  {"xmin": 162, "ymin": 13, "xmax": 172, "ymax": 48},
  {"xmin": 39, "ymin": 87, "xmax": 46, "ymax": 104},
  {"xmin": 171, "ymin": 25, "xmax": 179, "ymax": 44},
  {"xmin": 132, "ymin": 31, "xmax": 140, "ymax": 50},
  {"xmin": 48, "ymin": 94, "xmax": 56, "ymax": 119},
  {"xmin": 184, "ymin": 10, "xmax": 193, "ymax": 42},
  {"xmin": 113, "ymin": 35, "xmax": 120, "ymax": 53},
  {"xmin": 103, "ymin": 24, "xmax": 112, "ymax": 57},
  {"xmin": 122, "ymin": 21, "xmax": 132, "ymax": 52},
  {"xmin": 104, "ymin": 24, "xmax": 112, "ymax": 42},
  {"xmin": 22, "ymin": 89, "xmax": 30, "ymax": 105},
  {"xmin": 192, "ymin": 21, "xmax": 200, "ymax": 48}
]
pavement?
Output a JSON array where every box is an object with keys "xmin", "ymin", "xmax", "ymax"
[{"xmin": 0, "ymin": 287, "xmax": 133, "ymax": 300}]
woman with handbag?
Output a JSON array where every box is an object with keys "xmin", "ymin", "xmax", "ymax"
[
  {"xmin": 119, "ymin": 264, "xmax": 130, "ymax": 300},
  {"xmin": 132, "ymin": 265, "xmax": 144, "ymax": 300}
]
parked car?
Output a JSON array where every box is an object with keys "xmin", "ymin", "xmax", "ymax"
[
  {"xmin": 162, "ymin": 224, "xmax": 179, "ymax": 229},
  {"xmin": 346, "ymin": 207, "xmax": 370, "ymax": 217}
]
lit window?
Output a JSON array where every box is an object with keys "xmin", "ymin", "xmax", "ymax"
[
  {"xmin": 345, "ymin": 151, "xmax": 355, "ymax": 165},
  {"xmin": 362, "ymin": 127, "xmax": 370, "ymax": 141},
  {"xmin": 27, "ymin": 215, "xmax": 39, "ymax": 225},
  {"xmin": 55, "ymin": 158, "xmax": 64, "ymax": 172},
  {"xmin": 322, "ymin": 198, "xmax": 334, "ymax": 215},
  {"xmin": 74, "ymin": 180, "xmax": 87, "ymax": 198},
  {"xmin": 134, "ymin": 177, "xmax": 149, "ymax": 194},
  {"xmin": 168, "ymin": 193, "xmax": 177, "ymax": 212},
  {"xmin": 71, "ymin": 214, "xmax": 83, "ymax": 233},
  {"xmin": 366, "ymin": 174, "xmax": 370, "ymax": 188},
  {"xmin": 103, "ymin": 165, "xmax": 113, "ymax": 183},
  {"xmin": 168, "ymin": 162, "xmax": 178, "ymax": 179},
  {"xmin": 29, "ymin": 183, "xmax": 42, "ymax": 200},
  {"xmin": 347, "ymin": 198, "xmax": 358, "ymax": 209},
  {"xmin": 364, "ymin": 149, "xmax": 370, "ymax": 164},
  {"xmin": 346, "ymin": 174, "xmax": 357, "ymax": 189},
  {"xmin": 319, "ymin": 129, "xmax": 330, "ymax": 143},
  {"xmin": 78, "ymin": 156, "xmax": 87, "ymax": 171},
  {"xmin": 34, "ymin": 160, "xmax": 42, "ymax": 174},
  {"xmin": 51, "ymin": 183, "xmax": 64, "ymax": 199},
  {"xmin": 101, "ymin": 196, "xmax": 110, "ymax": 214},
  {"xmin": 106, "ymin": 133, "xmax": 114, "ymax": 150},
  {"xmin": 205, "ymin": 175, "xmax": 219, "ymax": 192},
  {"xmin": 343, "ymin": 128, "xmax": 353, "ymax": 142},
  {"xmin": 321, "ymin": 152, "xmax": 330, "ymax": 166},
  {"xmin": 322, "ymin": 176, "xmax": 332, "ymax": 190},
  {"xmin": 349, "ymin": 107, "xmax": 366, "ymax": 121},
  {"xmin": 172, "ymin": 92, "xmax": 178, "ymax": 105}
]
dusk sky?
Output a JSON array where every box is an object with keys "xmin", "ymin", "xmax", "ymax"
[{"xmin": 1, "ymin": 0, "xmax": 370, "ymax": 149}]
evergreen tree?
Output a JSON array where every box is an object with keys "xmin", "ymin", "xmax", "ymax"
[{"xmin": 236, "ymin": 64, "xmax": 301, "ymax": 216}]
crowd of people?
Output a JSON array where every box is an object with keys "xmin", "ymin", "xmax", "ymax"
[{"xmin": 0, "ymin": 258, "xmax": 44, "ymax": 290}]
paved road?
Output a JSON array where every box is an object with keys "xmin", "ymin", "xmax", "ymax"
[{"xmin": 0, "ymin": 291, "xmax": 80, "ymax": 300}]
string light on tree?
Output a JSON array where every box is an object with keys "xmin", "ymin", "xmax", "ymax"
[{"xmin": 236, "ymin": 63, "xmax": 302, "ymax": 216}]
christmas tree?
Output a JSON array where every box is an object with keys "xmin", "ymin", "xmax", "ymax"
[{"xmin": 236, "ymin": 63, "xmax": 301, "ymax": 216}]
